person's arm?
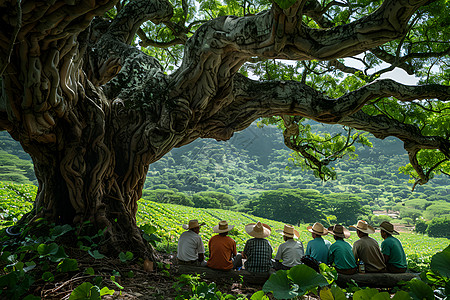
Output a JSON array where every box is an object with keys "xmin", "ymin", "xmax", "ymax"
[
  {"xmin": 383, "ymin": 254, "xmax": 390, "ymax": 264},
  {"xmin": 198, "ymin": 253, "xmax": 205, "ymax": 262}
]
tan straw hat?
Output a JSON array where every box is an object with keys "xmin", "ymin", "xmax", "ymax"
[
  {"xmin": 245, "ymin": 221, "xmax": 271, "ymax": 238},
  {"xmin": 327, "ymin": 224, "xmax": 351, "ymax": 238},
  {"xmin": 307, "ymin": 222, "xmax": 328, "ymax": 236},
  {"xmin": 281, "ymin": 224, "xmax": 299, "ymax": 239},
  {"xmin": 182, "ymin": 219, "xmax": 205, "ymax": 230},
  {"xmin": 350, "ymin": 220, "xmax": 375, "ymax": 234},
  {"xmin": 213, "ymin": 220, "xmax": 234, "ymax": 233},
  {"xmin": 379, "ymin": 221, "xmax": 399, "ymax": 235}
]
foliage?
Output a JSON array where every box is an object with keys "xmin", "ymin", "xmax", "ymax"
[
  {"xmin": 173, "ymin": 274, "xmax": 247, "ymax": 300},
  {"xmin": 425, "ymin": 217, "xmax": 450, "ymax": 238}
]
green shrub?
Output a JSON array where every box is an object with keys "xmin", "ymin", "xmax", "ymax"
[
  {"xmin": 414, "ymin": 219, "xmax": 428, "ymax": 234},
  {"xmin": 426, "ymin": 217, "xmax": 450, "ymax": 238}
]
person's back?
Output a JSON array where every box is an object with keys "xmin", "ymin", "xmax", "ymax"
[
  {"xmin": 379, "ymin": 221, "xmax": 407, "ymax": 273},
  {"xmin": 305, "ymin": 223, "xmax": 331, "ymax": 264},
  {"xmin": 276, "ymin": 239, "xmax": 304, "ymax": 267},
  {"xmin": 351, "ymin": 220, "xmax": 385, "ymax": 273},
  {"xmin": 330, "ymin": 240, "xmax": 356, "ymax": 271},
  {"xmin": 207, "ymin": 221, "xmax": 237, "ymax": 270},
  {"xmin": 244, "ymin": 238, "xmax": 273, "ymax": 272},
  {"xmin": 353, "ymin": 235, "xmax": 386, "ymax": 272},
  {"xmin": 328, "ymin": 224, "xmax": 357, "ymax": 274},
  {"xmin": 243, "ymin": 222, "xmax": 273, "ymax": 273},
  {"xmin": 274, "ymin": 224, "xmax": 304, "ymax": 270},
  {"xmin": 177, "ymin": 220, "xmax": 206, "ymax": 266}
]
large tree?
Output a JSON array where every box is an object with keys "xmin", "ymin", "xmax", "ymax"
[{"xmin": 0, "ymin": 0, "xmax": 449, "ymax": 258}]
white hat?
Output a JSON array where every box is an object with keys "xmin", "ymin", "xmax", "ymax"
[
  {"xmin": 281, "ymin": 224, "xmax": 299, "ymax": 239},
  {"xmin": 182, "ymin": 220, "xmax": 205, "ymax": 230},
  {"xmin": 245, "ymin": 221, "xmax": 271, "ymax": 238}
]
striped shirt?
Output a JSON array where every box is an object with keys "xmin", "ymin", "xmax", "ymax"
[{"xmin": 243, "ymin": 238, "xmax": 273, "ymax": 273}]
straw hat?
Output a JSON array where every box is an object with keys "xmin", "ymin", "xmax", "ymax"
[
  {"xmin": 327, "ymin": 224, "xmax": 351, "ymax": 239},
  {"xmin": 379, "ymin": 221, "xmax": 399, "ymax": 235},
  {"xmin": 307, "ymin": 222, "xmax": 328, "ymax": 236},
  {"xmin": 245, "ymin": 221, "xmax": 271, "ymax": 238},
  {"xmin": 182, "ymin": 219, "xmax": 205, "ymax": 230},
  {"xmin": 280, "ymin": 224, "xmax": 299, "ymax": 239},
  {"xmin": 350, "ymin": 220, "xmax": 375, "ymax": 234},
  {"xmin": 213, "ymin": 220, "xmax": 234, "ymax": 233}
]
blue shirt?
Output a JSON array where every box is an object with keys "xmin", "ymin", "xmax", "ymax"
[
  {"xmin": 305, "ymin": 237, "xmax": 331, "ymax": 264},
  {"xmin": 329, "ymin": 239, "xmax": 357, "ymax": 270}
]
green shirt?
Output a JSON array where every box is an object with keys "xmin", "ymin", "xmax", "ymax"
[
  {"xmin": 329, "ymin": 239, "xmax": 357, "ymax": 270},
  {"xmin": 306, "ymin": 237, "xmax": 331, "ymax": 264},
  {"xmin": 381, "ymin": 236, "xmax": 407, "ymax": 269}
]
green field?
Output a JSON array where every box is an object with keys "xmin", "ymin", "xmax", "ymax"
[{"xmin": 1, "ymin": 181, "xmax": 448, "ymax": 271}]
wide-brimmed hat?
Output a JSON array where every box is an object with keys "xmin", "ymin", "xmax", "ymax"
[
  {"xmin": 350, "ymin": 220, "xmax": 375, "ymax": 234},
  {"xmin": 245, "ymin": 221, "xmax": 271, "ymax": 238},
  {"xmin": 279, "ymin": 224, "xmax": 299, "ymax": 239},
  {"xmin": 379, "ymin": 221, "xmax": 399, "ymax": 235},
  {"xmin": 213, "ymin": 220, "xmax": 234, "ymax": 233},
  {"xmin": 328, "ymin": 224, "xmax": 351, "ymax": 239},
  {"xmin": 182, "ymin": 219, "xmax": 205, "ymax": 230},
  {"xmin": 307, "ymin": 222, "xmax": 328, "ymax": 236}
]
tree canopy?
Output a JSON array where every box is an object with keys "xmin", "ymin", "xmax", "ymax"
[{"xmin": 0, "ymin": 0, "xmax": 449, "ymax": 256}]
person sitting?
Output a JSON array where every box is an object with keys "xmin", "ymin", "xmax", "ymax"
[
  {"xmin": 379, "ymin": 221, "xmax": 407, "ymax": 273},
  {"xmin": 177, "ymin": 219, "xmax": 207, "ymax": 266},
  {"xmin": 305, "ymin": 222, "xmax": 331, "ymax": 264},
  {"xmin": 350, "ymin": 220, "xmax": 386, "ymax": 273},
  {"xmin": 242, "ymin": 221, "xmax": 273, "ymax": 273},
  {"xmin": 207, "ymin": 220, "xmax": 240, "ymax": 270},
  {"xmin": 273, "ymin": 224, "xmax": 304, "ymax": 270},
  {"xmin": 328, "ymin": 224, "xmax": 357, "ymax": 275}
]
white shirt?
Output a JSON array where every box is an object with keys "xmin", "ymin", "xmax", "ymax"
[
  {"xmin": 177, "ymin": 230, "xmax": 205, "ymax": 261},
  {"xmin": 275, "ymin": 239, "xmax": 304, "ymax": 267}
]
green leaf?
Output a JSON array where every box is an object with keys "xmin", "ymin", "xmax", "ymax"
[
  {"xmin": 49, "ymin": 246, "xmax": 68, "ymax": 262},
  {"xmin": 85, "ymin": 267, "xmax": 95, "ymax": 275},
  {"xmin": 69, "ymin": 282, "xmax": 94, "ymax": 300},
  {"xmin": 57, "ymin": 258, "xmax": 79, "ymax": 272},
  {"xmin": 119, "ymin": 251, "xmax": 133, "ymax": 262},
  {"xmin": 273, "ymin": 0, "xmax": 297, "ymax": 9},
  {"xmin": 42, "ymin": 272, "xmax": 54, "ymax": 282},
  {"xmin": 22, "ymin": 295, "xmax": 41, "ymax": 300},
  {"xmin": 407, "ymin": 279, "xmax": 434, "ymax": 300},
  {"xmin": 100, "ymin": 287, "xmax": 115, "ymax": 296},
  {"xmin": 89, "ymin": 285, "xmax": 101, "ymax": 300},
  {"xmin": 392, "ymin": 290, "xmax": 413, "ymax": 300},
  {"xmin": 37, "ymin": 243, "xmax": 59, "ymax": 257},
  {"xmin": 288, "ymin": 264, "xmax": 329, "ymax": 294},
  {"xmin": 353, "ymin": 288, "xmax": 380, "ymax": 300},
  {"xmin": 88, "ymin": 250, "xmax": 105, "ymax": 260},
  {"xmin": 319, "ymin": 263, "xmax": 338, "ymax": 284},
  {"xmin": 430, "ymin": 245, "xmax": 450, "ymax": 278},
  {"xmin": 263, "ymin": 270, "xmax": 298, "ymax": 299},
  {"xmin": 330, "ymin": 285, "xmax": 347, "ymax": 300}
]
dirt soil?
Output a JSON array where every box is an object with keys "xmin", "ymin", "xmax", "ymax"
[{"xmin": 35, "ymin": 252, "xmax": 271, "ymax": 299}]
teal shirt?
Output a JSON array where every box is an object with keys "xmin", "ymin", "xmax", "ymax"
[
  {"xmin": 306, "ymin": 237, "xmax": 331, "ymax": 264},
  {"xmin": 329, "ymin": 239, "xmax": 357, "ymax": 270},
  {"xmin": 381, "ymin": 236, "xmax": 407, "ymax": 269}
]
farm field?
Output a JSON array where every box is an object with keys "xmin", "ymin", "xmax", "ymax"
[
  {"xmin": 1, "ymin": 181, "xmax": 448, "ymax": 271},
  {"xmin": 136, "ymin": 199, "xmax": 449, "ymax": 271}
]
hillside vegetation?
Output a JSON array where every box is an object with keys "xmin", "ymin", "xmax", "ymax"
[
  {"xmin": 1, "ymin": 182, "xmax": 448, "ymax": 272},
  {"xmin": 1, "ymin": 124, "xmax": 449, "ymax": 229}
]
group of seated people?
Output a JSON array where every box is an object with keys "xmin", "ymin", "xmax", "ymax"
[{"xmin": 176, "ymin": 219, "xmax": 407, "ymax": 275}]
